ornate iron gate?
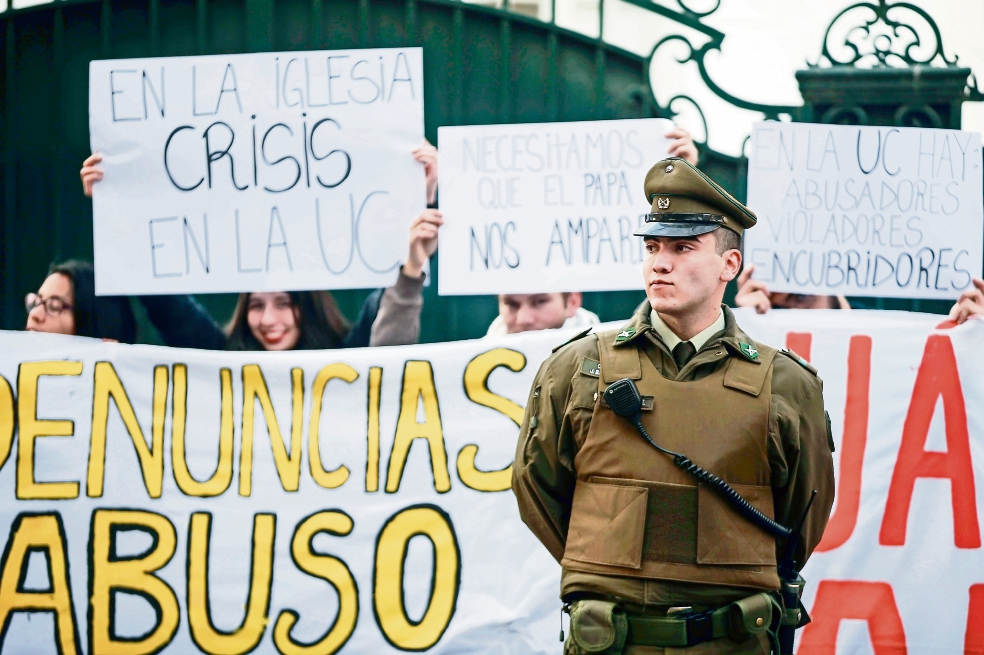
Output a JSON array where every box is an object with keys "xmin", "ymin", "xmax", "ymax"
[{"xmin": 1, "ymin": 0, "xmax": 979, "ymax": 339}]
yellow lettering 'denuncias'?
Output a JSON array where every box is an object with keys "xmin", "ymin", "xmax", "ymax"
[
  {"xmin": 17, "ymin": 361, "xmax": 83, "ymax": 499},
  {"xmin": 171, "ymin": 365, "xmax": 236, "ymax": 497},
  {"xmin": 87, "ymin": 362, "xmax": 168, "ymax": 498},
  {"xmin": 0, "ymin": 374, "xmax": 15, "ymax": 472},
  {"xmin": 458, "ymin": 348, "xmax": 527, "ymax": 492},
  {"xmin": 239, "ymin": 365, "xmax": 303, "ymax": 496},
  {"xmin": 308, "ymin": 363, "xmax": 358, "ymax": 490},
  {"xmin": 366, "ymin": 366, "xmax": 383, "ymax": 493},
  {"xmin": 386, "ymin": 361, "xmax": 450, "ymax": 494}
]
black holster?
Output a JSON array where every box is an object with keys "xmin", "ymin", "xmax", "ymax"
[{"xmin": 776, "ymin": 573, "xmax": 810, "ymax": 654}]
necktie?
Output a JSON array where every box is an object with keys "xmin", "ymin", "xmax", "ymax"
[{"xmin": 672, "ymin": 340, "xmax": 697, "ymax": 369}]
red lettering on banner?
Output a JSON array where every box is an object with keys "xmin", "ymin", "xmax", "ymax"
[
  {"xmin": 799, "ymin": 580, "xmax": 907, "ymax": 655},
  {"xmin": 785, "ymin": 332, "xmax": 813, "ymax": 361},
  {"xmin": 967, "ymin": 584, "xmax": 984, "ymax": 655},
  {"xmin": 880, "ymin": 335, "xmax": 981, "ymax": 548},
  {"xmin": 817, "ymin": 336, "xmax": 872, "ymax": 552}
]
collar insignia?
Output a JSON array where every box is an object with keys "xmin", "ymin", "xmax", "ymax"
[
  {"xmin": 739, "ymin": 342, "xmax": 759, "ymax": 360},
  {"xmin": 615, "ymin": 327, "xmax": 637, "ymax": 342}
]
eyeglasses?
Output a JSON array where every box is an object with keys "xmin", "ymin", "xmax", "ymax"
[{"xmin": 25, "ymin": 293, "xmax": 73, "ymax": 317}]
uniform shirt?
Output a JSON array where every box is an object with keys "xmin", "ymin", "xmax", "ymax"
[
  {"xmin": 649, "ymin": 308, "xmax": 726, "ymax": 353},
  {"xmin": 512, "ymin": 302, "xmax": 835, "ymax": 608}
]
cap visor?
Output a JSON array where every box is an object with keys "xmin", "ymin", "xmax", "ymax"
[{"xmin": 633, "ymin": 222, "xmax": 721, "ymax": 238}]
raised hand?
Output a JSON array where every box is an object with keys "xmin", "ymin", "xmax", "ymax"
[
  {"xmin": 403, "ymin": 209, "xmax": 444, "ymax": 279},
  {"xmin": 734, "ymin": 264, "xmax": 773, "ymax": 314},
  {"xmin": 664, "ymin": 126, "xmax": 698, "ymax": 166},
  {"xmin": 81, "ymin": 153, "xmax": 104, "ymax": 198},
  {"xmin": 412, "ymin": 140, "xmax": 439, "ymax": 206},
  {"xmin": 949, "ymin": 277, "xmax": 984, "ymax": 325}
]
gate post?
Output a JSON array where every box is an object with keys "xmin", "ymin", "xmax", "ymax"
[
  {"xmin": 797, "ymin": 65, "xmax": 970, "ymax": 130},
  {"xmin": 791, "ymin": 0, "xmax": 979, "ymax": 312},
  {"xmin": 794, "ymin": 0, "xmax": 972, "ymax": 130}
]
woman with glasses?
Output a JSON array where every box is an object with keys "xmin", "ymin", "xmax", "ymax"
[{"xmin": 26, "ymin": 260, "xmax": 136, "ymax": 342}]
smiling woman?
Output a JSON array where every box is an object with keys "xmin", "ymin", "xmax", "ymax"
[{"xmin": 227, "ymin": 291, "xmax": 351, "ymax": 351}]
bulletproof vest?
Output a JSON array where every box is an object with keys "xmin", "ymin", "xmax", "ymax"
[{"xmin": 561, "ymin": 329, "xmax": 781, "ymax": 591}]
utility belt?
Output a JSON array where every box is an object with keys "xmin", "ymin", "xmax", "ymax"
[{"xmin": 564, "ymin": 583, "xmax": 808, "ymax": 654}]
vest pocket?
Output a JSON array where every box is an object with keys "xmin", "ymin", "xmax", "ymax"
[
  {"xmin": 565, "ymin": 479, "xmax": 647, "ymax": 569},
  {"xmin": 697, "ymin": 483, "xmax": 777, "ymax": 566}
]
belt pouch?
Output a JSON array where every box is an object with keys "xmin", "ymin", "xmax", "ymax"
[
  {"xmin": 568, "ymin": 600, "xmax": 628, "ymax": 655},
  {"xmin": 727, "ymin": 593, "xmax": 774, "ymax": 641}
]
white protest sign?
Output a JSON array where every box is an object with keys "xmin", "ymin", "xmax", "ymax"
[
  {"xmin": 89, "ymin": 49, "xmax": 425, "ymax": 296},
  {"xmin": 437, "ymin": 119, "xmax": 674, "ymax": 295},
  {"xmin": 746, "ymin": 121, "xmax": 983, "ymax": 299}
]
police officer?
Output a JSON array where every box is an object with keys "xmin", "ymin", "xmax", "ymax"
[{"xmin": 512, "ymin": 158, "xmax": 835, "ymax": 654}]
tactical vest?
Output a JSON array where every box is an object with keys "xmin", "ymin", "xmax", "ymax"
[{"xmin": 561, "ymin": 329, "xmax": 781, "ymax": 590}]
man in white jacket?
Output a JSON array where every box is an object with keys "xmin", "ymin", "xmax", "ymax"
[
  {"xmin": 485, "ymin": 126, "xmax": 698, "ymax": 337},
  {"xmin": 485, "ymin": 292, "xmax": 600, "ymax": 336}
]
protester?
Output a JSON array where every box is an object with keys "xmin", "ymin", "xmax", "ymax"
[
  {"xmin": 734, "ymin": 264, "xmax": 851, "ymax": 312},
  {"xmin": 486, "ymin": 293, "xmax": 599, "ymax": 336},
  {"xmin": 485, "ymin": 126, "xmax": 699, "ymax": 336},
  {"xmin": 25, "ymin": 260, "xmax": 137, "ymax": 343},
  {"xmin": 949, "ymin": 277, "xmax": 984, "ymax": 324},
  {"xmin": 80, "ymin": 146, "xmax": 441, "ymax": 350}
]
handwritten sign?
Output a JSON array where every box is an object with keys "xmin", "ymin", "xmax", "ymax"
[
  {"xmin": 746, "ymin": 121, "xmax": 983, "ymax": 299},
  {"xmin": 436, "ymin": 119, "xmax": 674, "ymax": 295},
  {"xmin": 89, "ymin": 49, "xmax": 425, "ymax": 295}
]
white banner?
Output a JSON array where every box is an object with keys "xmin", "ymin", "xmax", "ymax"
[
  {"xmin": 746, "ymin": 121, "xmax": 983, "ymax": 299},
  {"xmin": 436, "ymin": 119, "xmax": 673, "ymax": 295},
  {"xmin": 89, "ymin": 49, "xmax": 426, "ymax": 296},
  {"xmin": 1, "ymin": 308, "xmax": 983, "ymax": 654}
]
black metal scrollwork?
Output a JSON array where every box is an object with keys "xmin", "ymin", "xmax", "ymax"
[
  {"xmin": 967, "ymin": 74, "xmax": 984, "ymax": 103},
  {"xmin": 893, "ymin": 104, "xmax": 943, "ymax": 128},
  {"xmin": 820, "ymin": 106, "xmax": 870, "ymax": 125},
  {"xmin": 814, "ymin": 0, "xmax": 957, "ymax": 68},
  {"xmin": 641, "ymin": 23, "xmax": 800, "ymax": 147},
  {"xmin": 674, "ymin": 0, "xmax": 720, "ymax": 20},
  {"xmin": 510, "ymin": 0, "xmax": 977, "ymax": 144}
]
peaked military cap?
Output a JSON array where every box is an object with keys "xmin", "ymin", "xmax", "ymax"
[{"xmin": 635, "ymin": 157, "xmax": 757, "ymax": 238}]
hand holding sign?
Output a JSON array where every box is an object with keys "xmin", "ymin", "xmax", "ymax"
[
  {"xmin": 404, "ymin": 210, "xmax": 444, "ymax": 279},
  {"xmin": 735, "ymin": 265, "xmax": 773, "ymax": 314},
  {"xmin": 949, "ymin": 277, "xmax": 984, "ymax": 324},
  {"xmin": 81, "ymin": 153, "xmax": 104, "ymax": 197},
  {"xmin": 413, "ymin": 140, "xmax": 439, "ymax": 206}
]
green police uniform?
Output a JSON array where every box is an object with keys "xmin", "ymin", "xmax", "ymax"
[{"xmin": 511, "ymin": 158, "xmax": 835, "ymax": 654}]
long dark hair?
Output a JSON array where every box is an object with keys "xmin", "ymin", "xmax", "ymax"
[
  {"xmin": 225, "ymin": 291, "xmax": 351, "ymax": 351},
  {"xmin": 47, "ymin": 260, "xmax": 137, "ymax": 343}
]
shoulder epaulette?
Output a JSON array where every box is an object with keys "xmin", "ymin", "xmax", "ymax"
[
  {"xmin": 551, "ymin": 327, "xmax": 593, "ymax": 353},
  {"xmin": 778, "ymin": 348, "xmax": 819, "ymax": 376}
]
